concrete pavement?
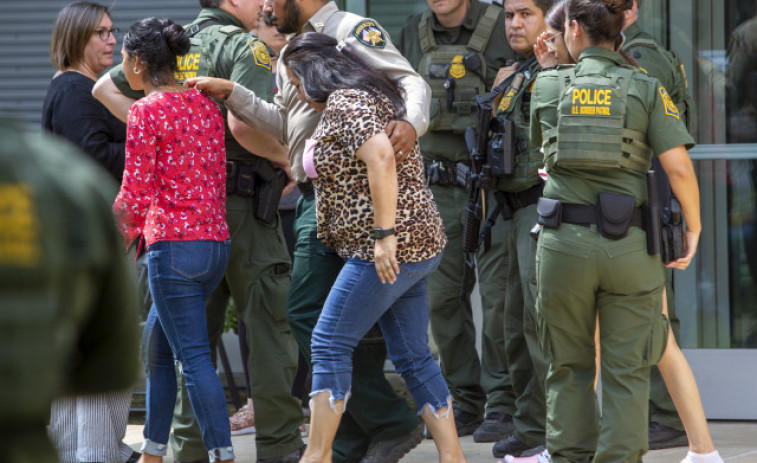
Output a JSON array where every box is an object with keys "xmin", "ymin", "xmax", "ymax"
[{"xmin": 123, "ymin": 420, "xmax": 757, "ymax": 462}]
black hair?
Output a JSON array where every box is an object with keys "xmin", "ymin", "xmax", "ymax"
[
  {"xmin": 533, "ymin": 0, "xmax": 557, "ymax": 15},
  {"xmin": 546, "ymin": 0, "xmax": 568, "ymax": 32},
  {"xmin": 281, "ymin": 32, "xmax": 406, "ymax": 119},
  {"xmin": 565, "ymin": 0, "xmax": 632, "ymax": 45},
  {"xmin": 122, "ymin": 17, "xmax": 190, "ymax": 87}
]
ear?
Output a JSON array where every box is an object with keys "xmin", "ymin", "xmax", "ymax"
[{"xmin": 570, "ymin": 19, "xmax": 582, "ymax": 41}]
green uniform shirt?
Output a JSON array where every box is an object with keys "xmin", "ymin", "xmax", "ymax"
[
  {"xmin": 623, "ymin": 23, "xmax": 678, "ymax": 92},
  {"xmin": 494, "ymin": 55, "xmax": 542, "ymax": 193},
  {"xmin": 396, "ymin": 0, "xmax": 513, "ymax": 163},
  {"xmin": 0, "ymin": 118, "xmax": 139, "ymax": 460},
  {"xmin": 530, "ymin": 47, "xmax": 694, "ymax": 206},
  {"xmin": 109, "ymin": 8, "xmax": 274, "ymax": 162}
]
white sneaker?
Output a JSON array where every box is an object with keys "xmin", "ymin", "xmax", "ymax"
[{"xmin": 503, "ymin": 450, "xmax": 551, "ymax": 463}]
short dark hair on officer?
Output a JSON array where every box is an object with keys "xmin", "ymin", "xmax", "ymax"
[
  {"xmin": 199, "ymin": 0, "xmax": 222, "ymax": 7},
  {"xmin": 50, "ymin": 1, "xmax": 111, "ymax": 70},
  {"xmin": 566, "ymin": 0, "xmax": 632, "ymax": 44},
  {"xmin": 533, "ymin": 0, "xmax": 557, "ymax": 15},
  {"xmin": 122, "ymin": 17, "xmax": 190, "ymax": 87}
]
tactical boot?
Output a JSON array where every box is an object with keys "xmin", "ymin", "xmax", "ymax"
[
  {"xmin": 473, "ymin": 412, "xmax": 514, "ymax": 442},
  {"xmin": 648, "ymin": 421, "xmax": 688, "ymax": 450},
  {"xmin": 493, "ymin": 434, "xmax": 545, "ymax": 458}
]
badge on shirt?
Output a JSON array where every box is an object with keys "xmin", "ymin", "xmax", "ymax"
[
  {"xmin": 449, "ymin": 55, "xmax": 466, "ymax": 79},
  {"xmin": 249, "ymin": 41, "xmax": 272, "ymax": 70},
  {"xmin": 659, "ymin": 87, "xmax": 680, "ymax": 119},
  {"xmin": 352, "ymin": 20, "xmax": 386, "ymax": 49}
]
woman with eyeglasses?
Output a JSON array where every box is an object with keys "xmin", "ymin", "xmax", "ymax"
[{"xmin": 43, "ymin": 3, "xmax": 140, "ymax": 463}]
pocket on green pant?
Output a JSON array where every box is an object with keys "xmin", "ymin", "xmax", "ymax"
[{"xmin": 644, "ymin": 313, "xmax": 669, "ymax": 366}]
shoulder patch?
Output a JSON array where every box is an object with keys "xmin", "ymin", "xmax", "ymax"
[
  {"xmin": 352, "ymin": 20, "xmax": 386, "ymax": 48},
  {"xmin": 659, "ymin": 87, "xmax": 679, "ymax": 119},
  {"xmin": 249, "ymin": 41, "xmax": 271, "ymax": 70}
]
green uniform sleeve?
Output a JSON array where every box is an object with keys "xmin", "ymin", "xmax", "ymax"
[
  {"xmin": 647, "ymin": 82, "xmax": 695, "ymax": 155},
  {"xmin": 217, "ymin": 33, "xmax": 274, "ymax": 103},
  {"xmin": 628, "ymin": 46, "xmax": 677, "ymax": 93}
]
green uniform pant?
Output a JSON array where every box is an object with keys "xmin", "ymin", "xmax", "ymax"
[
  {"xmin": 287, "ymin": 192, "xmax": 420, "ymax": 463},
  {"xmin": 171, "ymin": 194, "xmax": 304, "ymax": 461},
  {"xmin": 649, "ymin": 268, "xmax": 684, "ymax": 430},
  {"xmin": 503, "ymin": 203, "xmax": 548, "ymax": 447},
  {"xmin": 536, "ymin": 225, "xmax": 667, "ymax": 463},
  {"xmin": 428, "ymin": 184, "xmax": 516, "ymax": 417}
]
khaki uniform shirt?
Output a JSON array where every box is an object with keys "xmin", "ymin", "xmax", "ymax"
[
  {"xmin": 395, "ymin": 0, "xmax": 513, "ymax": 163},
  {"xmin": 226, "ymin": 1, "xmax": 430, "ymax": 183},
  {"xmin": 109, "ymin": 8, "xmax": 274, "ymax": 162},
  {"xmin": 530, "ymin": 48, "xmax": 694, "ymax": 206}
]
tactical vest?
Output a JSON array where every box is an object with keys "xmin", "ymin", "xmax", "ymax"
[
  {"xmin": 418, "ymin": 5, "xmax": 499, "ymax": 133},
  {"xmin": 494, "ymin": 61, "xmax": 543, "ymax": 192},
  {"xmin": 176, "ymin": 21, "xmax": 240, "ymax": 82},
  {"xmin": 624, "ymin": 35, "xmax": 696, "ymax": 134},
  {"xmin": 543, "ymin": 66, "xmax": 653, "ymax": 173}
]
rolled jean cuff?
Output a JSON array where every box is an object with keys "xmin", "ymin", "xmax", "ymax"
[
  {"xmin": 309, "ymin": 388, "xmax": 351, "ymax": 414},
  {"xmin": 209, "ymin": 446, "xmax": 235, "ymax": 462},
  {"xmin": 141, "ymin": 439, "xmax": 168, "ymax": 456}
]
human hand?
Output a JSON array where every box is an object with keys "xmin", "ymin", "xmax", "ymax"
[
  {"xmin": 534, "ymin": 31, "xmax": 558, "ymax": 69},
  {"xmin": 374, "ymin": 236, "xmax": 400, "ymax": 284},
  {"xmin": 386, "ymin": 120, "xmax": 416, "ymax": 165},
  {"xmin": 666, "ymin": 229, "xmax": 700, "ymax": 270},
  {"xmin": 492, "ymin": 62, "xmax": 519, "ymax": 89},
  {"xmin": 184, "ymin": 77, "xmax": 235, "ymax": 100}
]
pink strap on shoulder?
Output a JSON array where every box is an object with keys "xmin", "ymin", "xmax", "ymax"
[{"xmin": 303, "ymin": 138, "xmax": 318, "ymax": 179}]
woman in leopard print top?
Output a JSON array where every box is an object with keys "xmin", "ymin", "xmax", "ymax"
[{"xmin": 282, "ymin": 32, "xmax": 466, "ymax": 463}]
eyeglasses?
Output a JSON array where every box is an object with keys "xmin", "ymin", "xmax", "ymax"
[
  {"xmin": 94, "ymin": 27, "xmax": 119, "ymax": 41},
  {"xmin": 544, "ymin": 32, "xmax": 561, "ymax": 52}
]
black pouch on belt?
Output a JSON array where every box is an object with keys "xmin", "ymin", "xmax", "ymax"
[
  {"xmin": 597, "ymin": 192, "xmax": 636, "ymax": 240},
  {"xmin": 536, "ymin": 197, "xmax": 562, "ymax": 228}
]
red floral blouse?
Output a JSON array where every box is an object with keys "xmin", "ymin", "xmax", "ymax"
[{"xmin": 113, "ymin": 88, "xmax": 229, "ymax": 248}]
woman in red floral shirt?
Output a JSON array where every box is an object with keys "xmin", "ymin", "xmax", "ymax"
[{"xmin": 112, "ymin": 18, "xmax": 233, "ymax": 463}]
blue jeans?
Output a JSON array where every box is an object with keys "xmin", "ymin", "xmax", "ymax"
[
  {"xmin": 311, "ymin": 253, "xmax": 451, "ymax": 415},
  {"xmin": 142, "ymin": 240, "xmax": 233, "ymax": 462}
]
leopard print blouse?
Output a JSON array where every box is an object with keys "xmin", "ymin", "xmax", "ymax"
[{"xmin": 311, "ymin": 88, "xmax": 446, "ymax": 262}]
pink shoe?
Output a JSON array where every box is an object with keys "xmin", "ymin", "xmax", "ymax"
[{"xmin": 230, "ymin": 403, "xmax": 255, "ymax": 435}]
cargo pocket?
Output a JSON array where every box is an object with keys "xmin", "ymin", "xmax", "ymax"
[{"xmin": 644, "ymin": 313, "xmax": 669, "ymax": 366}]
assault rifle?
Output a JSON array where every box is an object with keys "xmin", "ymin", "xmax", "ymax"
[{"xmin": 458, "ymin": 55, "xmax": 536, "ymax": 298}]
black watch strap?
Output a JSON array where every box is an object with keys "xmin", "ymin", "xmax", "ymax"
[{"xmin": 373, "ymin": 227, "xmax": 395, "ymax": 240}]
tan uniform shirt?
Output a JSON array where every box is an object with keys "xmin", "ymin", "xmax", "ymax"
[{"xmin": 226, "ymin": 1, "xmax": 430, "ymax": 183}]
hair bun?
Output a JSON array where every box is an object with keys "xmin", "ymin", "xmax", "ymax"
[
  {"xmin": 160, "ymin": 18, "xmax": 190, "ymax": 56},
  {"xmin": 602, "ymin": 0, "xmax": 632, "ymax": 12}
]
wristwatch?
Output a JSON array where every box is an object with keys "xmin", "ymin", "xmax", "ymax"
[{"xmin": 372, "ymin": 227, "xmax": 395, "ymax": 240}]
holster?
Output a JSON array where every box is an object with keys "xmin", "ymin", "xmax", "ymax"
[
  {"xmin": 536, "ymin": 197, "xmax": 562, "ymax": 229},
  {"xmin": 488, "ymin": 117, "xmax": 515, "ymax": 176},
  {"xmin": 597, "ymin": 192, "xmax": 636, "ymax": 240},
  {"xmin": 661, "ymin": 197, "xmax": 686, "ymax": 264},
  {"xmin": 254, "ymin": 168, "xmax": 288, "ymax": 225}
]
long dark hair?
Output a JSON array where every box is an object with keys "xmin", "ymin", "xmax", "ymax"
[
  {"xmin": 281, "ymin": 32, "xmax": 406, "ymax": 119},
  {"xmin": 565, "ymin": 0, "xmax": 632, "ymax": 45},
  {"xmin": 122, "ymin": 17, "xmax": 190, "ymax": 87}
]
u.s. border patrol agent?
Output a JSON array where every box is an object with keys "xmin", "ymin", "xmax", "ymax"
[
  {"xmin": 622, "ymin": 1, "xmax": 695, "ymax": 444},
  {"xmin": 224, "ymin": 1, "xmax": 431, "ymax": 460},
  {"xmin": 530, "ymin": 46, "xmax": 695, "ymax": 462},
  {"xmin": 489, "ymin": 49, "xmax": 550, "ymax": 455},
  {"xmin": 0, "ymin": 119, "xmax": 139, "ymax": 463},
  {"xmin": 395, "ymin": 0, "xmax": 516, "ymax": 439},
  {"xmin": 104, "ymin": 5, "xmax": 304, "ymax": 462}
]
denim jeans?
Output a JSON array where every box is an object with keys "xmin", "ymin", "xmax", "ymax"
[
  {"xmin": 311, "ymin": 252, "xmax": 451, "ymax": 415},
  {"xmin": 142, "ymin": 240, "xmax": 233, "ymax": 462}
]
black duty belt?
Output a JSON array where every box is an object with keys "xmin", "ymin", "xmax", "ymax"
[
  {"xmin": 503, "ymin": 182, "xmax": 544, "ymax": 210},
  {"xmin": 297, "ymin": 181, "xmax": 313, "ymax": 195},
  {"xmin": 562, "ymin": 203, "xmax": 645, "ymax": 229}
]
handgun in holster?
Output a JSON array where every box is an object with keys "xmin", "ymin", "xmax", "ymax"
[
  {"xmin": 254, "ymin": 168, "xmax": 288, "ymax": 225},
  {"xmin": 661, "ymin": 197, "xmax": 687, "ymax": 264},
  {"xmin": 488, "ymin": 117, "xmax": 515, "ymax": 176}
]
